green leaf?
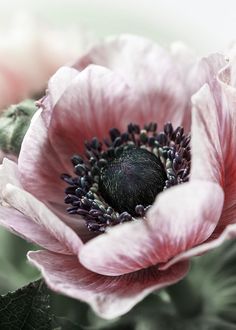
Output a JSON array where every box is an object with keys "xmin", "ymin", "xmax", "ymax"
[{"xmin": 0, "ymin": 280, "xmax": 51, "ymax": 330}]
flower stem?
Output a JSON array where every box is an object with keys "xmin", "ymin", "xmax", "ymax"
[{"xmin": 167, "ymin": 278, "xmax": 203, "ymax": 318}]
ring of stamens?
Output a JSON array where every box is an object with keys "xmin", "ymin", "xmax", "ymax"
[{"xmin": 61, "ymin": 122, "xmax": 191, "ymax": 233}]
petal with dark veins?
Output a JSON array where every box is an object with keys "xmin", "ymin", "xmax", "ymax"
[
  {"xmin": 2, "ymin": 183, "xmax": 82, "ymax": 255},
  {"xmin": 28, "ymin": 250, "xmax": 189, "ymax": 319}
]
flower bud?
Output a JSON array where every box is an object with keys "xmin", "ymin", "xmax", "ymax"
[{"xmin": 0, "ymin": 99, "xmax": 37, "ymax": 156}]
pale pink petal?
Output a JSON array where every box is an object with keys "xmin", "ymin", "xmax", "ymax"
[
  {"xmin": 28, "ymin": 250, "xmax": 189, "ymax": 319},
  {"xmin": 2, "ymin": 183, "xmax": 83, "ymax": 255},
  {"xmin": 19, "ymin": 65, "xmax": 136, "ymax": 203},
  {"xmin": 0, "ymin": 206, "xmax": 71, "ymax": 254},
  {"xmin": 47, "ymin": 65, "xmax": 136, "ymax": 164},
  {"xmin": 191, "ymin": 84, "xmax": 225, "ymax": 185},
  {"xmin": 216, "ymin": 62, "xmax": 236, "ymax": 230},
  {"xmin": 2, "ymin": 153, "xmax": 92, "ymax": 246},
  {"xmin": 191, "ymin": 81, "xmax": 236, "ymax": 232},
  {"xmin": 45, "ymin": 66, "xmax": 79, "ymax": 111},
  {"xmin": 79, "ymin": 180, "xmax": 223, "ymax": 276},
  {"xmin": 188, "ymin": 53, "xmax": 226, "ymax": 96},
  {"xmin": 161, "ymin": 222, "xmax": 236, "ymax": 270},
  {"xmin": 36, "ymin": 66, "xmax": 80, "ymax": 128},
  {"xmin": 185, "ymin": 54, "xmax": 226, "ymax": 129},
  {"xmin": 50, "ymin": 202, "xmax": 96, "ymax": 243},
  {"xmin": 0, "ymin": 158, "xmax": 21, "ymax": 193},
  {"xmin": 18, "ymin": 109, "xmax": 69, "ymax": 204},
  {"xmin": 75, "ymin": 35, "xmax": 190, "ymax": 129},
  {"xmin": 75, "ymin": 35, "xmax": 226, "ymax": 130},
  {"xmin": 170, "ymin": 45, "xmax": 225, "ymax": 103}
]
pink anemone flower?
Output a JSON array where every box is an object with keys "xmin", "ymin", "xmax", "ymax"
[{"xmin": 0, "ymin": 35, "xmax": 233, "ymax": 319}]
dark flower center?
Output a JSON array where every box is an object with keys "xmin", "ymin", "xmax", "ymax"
[
  {"xmin": 99, "ymin": 148, "xmax": 167, "ymax": 215},
  {"xmin": 61, "ymin": 122, "xmax": 191, "ymax": 233}
]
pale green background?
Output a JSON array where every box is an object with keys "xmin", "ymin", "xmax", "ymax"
[{"xmin": 0, "ymin": 0, "xmax": 236, "ymax": 55}]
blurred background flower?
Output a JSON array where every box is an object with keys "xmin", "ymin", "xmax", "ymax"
[{"xmin": 0, "ymin": 11, "xmax": 92, "ymax": 110}]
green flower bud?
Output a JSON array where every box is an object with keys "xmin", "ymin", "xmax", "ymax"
[{"xmin": 0, "ymin": 99, "xmax": 37, "ymax": 156}]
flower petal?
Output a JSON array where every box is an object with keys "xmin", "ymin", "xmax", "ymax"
[
  {"xmin": 216, "ymin": 60, "xmax": 236, "ymax": 230},
  {"xmin": 2, "ymin": 151, "xmax": 92, "ymax": 247},
  {"xmin": 0, "ymin": 158, "xmax": 21, "ymax": 194},
  {"xmin": 0, "ymin": 206, "xmax": 71, "ymax": 254},
  {"xmin": 47, "ymin": 65, "xmax": 136, "ymax": 164},
  {"xmin": 75, "ymin": 35, "xmax": 226, "ymax": 130},
  {"xmin": 191, "ymin": 84, "xmax": 225, "ymax": 184},
  {"xmin": 161, "ymin": 222, "xmax": 236, "ymax": 270},
  {"xmin": 50, "ymin": 202, "xmax": 96, "ymax": 243},
  {"xmin": 1, "ymin": 182, "xmax": 82, "ymax": 255},
  {"xmin": 47, "ymin": 66, "xmax": 79, "ymax": 108},
  {"xmin": 28, "ymin": 250, "xmax": 189, "ymax": 319},
  {"xmin": 79, "ymin": 180, "xmax": 224, "ymax": 276},
  {"xmin": 36, "ymin": 66, "xmax": 80, "ymax": 127},
  {"xmin": 191, "ymin": 80, "xmax": 236, "ymax": 233},
  {"xmin": 75, "ymin": 35, "xmax": 190, "ymax": 129},
  {"xmin": 18, "ymin": 109, "xmax": 69, "ymax": 203},
  {"xmin": 19, "ymin": 65, "xmax": 137, "ymax": 203},
  {"xmin": 0, "ymin": 159, "xmax": 79, "ymax": 253}
]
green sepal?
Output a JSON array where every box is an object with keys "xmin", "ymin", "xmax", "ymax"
[{"xmin": 0, "ymin": 99, "xmax": 37, "ymax": 155}]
